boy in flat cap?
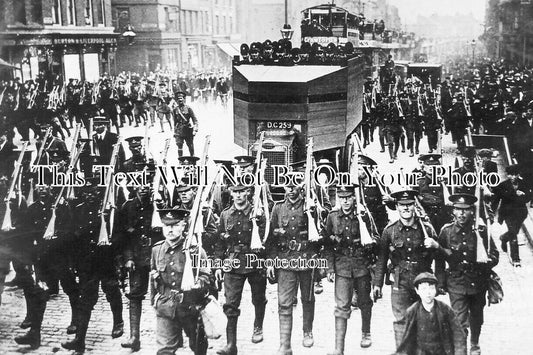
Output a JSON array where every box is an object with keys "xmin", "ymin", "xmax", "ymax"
[
  {"xmin": 435, "ymin": 194, "xmax": 498, "ymax": 355},
  {"xmin": 394, "ymin": 272, "xmax": 466, "ymax": 355},
  {"xmin": 151, "ymin": 208, "xmax": 212, "ymax": 355}
]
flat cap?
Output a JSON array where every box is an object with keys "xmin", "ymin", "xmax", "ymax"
[{"xmin": 414, "ymin": 272, "xmax": 438, "ymax": 287}]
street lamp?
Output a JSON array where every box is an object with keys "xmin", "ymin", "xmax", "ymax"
[
  {"xmin": 280, "ymin": 24, "xmax": 294, "ymax": 40},
  {"xmin": 280, "ymin": 0, "xmax": 293, "ymax": 40},
  {"xmin": 470, "ymin": 39, "xmax": 476, "ymax": 64},
  {"xmin": 122, "ymin": 24, "xmax": 136, "ymax": 45}
]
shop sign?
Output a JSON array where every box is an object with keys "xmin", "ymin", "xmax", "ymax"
[{"xmin": 53, "ymin": 37, "xmax": 117, "ymax": 45}]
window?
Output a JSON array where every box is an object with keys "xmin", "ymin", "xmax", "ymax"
[
  {"xmin": 164, "ymin": 7, "xmax": 170, "ymax": 30},
  {"xmin": 115, "ymin": 7, "xmax": 129, "ymax": 33},
  {"xmin": 98, "ymin": 0, "xmax": 105, "ymax": 25},
  {"xmin": 14, "ymin": 1, "xmax": 27, "ymax": 24},
  {"xmin": 223, "ymin": 15, "xmax": 226, "ymax": 33},
  {"xmin": 230, "ymin": 16, "xmax": 233, "ymax": 33},
  {"xmin": 85, "ymin": 0, "xmax": 93, "ymax": 26},
  {"xmin": 52, "ymin": 0, "xmax": 62, "ymax": 25},
  {"xmin": 67, "ymin": 0, "xmax": 76, "ymax": 25},
  {"xmin": 216, "ymin": 15, "xmax": 219, "ymax": 34}
]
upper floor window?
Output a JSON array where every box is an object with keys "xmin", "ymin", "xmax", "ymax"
[
  {"xmin": 85, "ymin": 0, "xmax": 93, "ymax": 26},
  {"xmin": 14, "ymin": 1, "xmax": 27, "ymax": 24},
  {"xmin": 97, "ymin": 0, "xmax": 105, "ymax": 25},
  {"xmin": 52, "ymin": 0, "xmax": 62, "ymax": 25},
  {"xmin": 67, "ymin": 0, "xmax": 76, "ymax": 25}
]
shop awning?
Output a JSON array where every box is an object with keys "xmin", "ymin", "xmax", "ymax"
[
  {"xmin": 217, "ymin": 43, "xmax": 241, "ymax": 58},
  {"xmin": 0, "ymin": 58, "xmax": 18, "ymax": 70}
]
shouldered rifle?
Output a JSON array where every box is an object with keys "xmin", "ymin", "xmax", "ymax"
[
  {"xmin": 0, "ymin": 87, "xmax": 6, "ymax": 105},
  {"xmin": 250, "ymin": 132, "xmax": 265, "ymax": 250},
  {"xmin": 182, "ymin": 136, "xmax": 211, "ymax": 291},
  {"xmin": 350, "ymin": 146, "xmax": 375, "ymax": 246},
  {"xmin": 151, "ymin": 138, "xmax": 171, "ymax": 229},
  {"xmin": 43, "ymin": 142, "xmax": 86, "ymax": 240},
  {"xmin": 97, "ymin": 137, "xmax": 122, "ymax": 246},
  {"xmin": 474, "ymin": 162, "xmax": 490, "ymax": 263},
  {"xmin": 305, "ymin": 138, "xmax": 320, "ymax": 242},
  {"xmin": 1, "ymin": 142, "xmax": 29, "ymax": 231}
]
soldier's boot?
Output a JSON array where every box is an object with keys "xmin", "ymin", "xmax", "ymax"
[
  {"xmin": 15, "ymin": 294, "xmax": 46, "ymax": 349},
  {"xmin": 217, "ymin": 316, "xmax": 238, "ymax": 355},
  {"xmin": 400, "ymin": 136, "xmax": 406, "ymax": 152},
  {"xmin": 409, "ymin": 148, "xmax": 414, "ymax": 157},
  {"xmin": 302, "ymin": 301, "xmax": 314, "ymax": 348},
  {"xmin": 62, "ymin": 309, "xmax": 89, "ymax": 353},
  {"xmin": 470, "ymin": 324, "xmax": 482, "ymax": 355},
  {"xmin": 388, "ymin": 144, "xmax": 395, "ymax": 163},
  {"xmin": 327, "ymin": 317, "xmax": 347, "ymax": 355},
  {"xmin": 360, "ymin": 306, "xmax": 372, "ymax": 348},
  {"xmin": 121, "ymin": 299, "xmax": 142, "ymax": 351},
  {"xmin": 252, "ymin": 303, "xmax": 266, "ymax": 343},
  {"xmin": 109, "ymin": 291, "xmax": 124, "ymax": 338},
  {"xmin": 67, "ymin": 295, "xmax": 79, "ymax": 335},
  {"xmin": 14, "ymin": 328, "xmax": 40, "ymax": 349},
  {"xmin": 379, "ymin": 136, "xmax": 385, "ymax": 152},
  {"xmin": 277, "ymin": 314, "xmax": 293, "ymax": 355},
  {"xmin": 415, "ymin": 139, "xmax": 420, "ymax": 154},
  {"xmin": 20, "ymin": 296, "xmax": 33, "ymax": 329}
]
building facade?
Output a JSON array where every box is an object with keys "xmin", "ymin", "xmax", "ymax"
[
  {"xmin": 0, "ymin": 0, "xmax": 118, "ymax": 81},
  {"xmin": 112, "ymin": 0, "xmax": 239, "ymax": 73},
  {"xmin": 484, "ymin": 0, "xmax": 533, "ymax": 65}
]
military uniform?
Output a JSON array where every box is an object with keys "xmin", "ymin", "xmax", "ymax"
[
  {"xmin": 61, "ymin": 182, "xmax": 124, "ymax": 354},
  {"xmin": 374, "ymin": 190, "xmax": 438, "ymax": 347},
  {"xmin": 151, "ymin": 209, "xmax": 211, "ymax": 355},
  {"xmin": 423, "ymin": 102, "xmax": 442, "ymax": 153},
  {"xmin": 323, "ymin": 185, "xmax": 375, "ymax": 354},
  {"xmin": 417, "ymin": 154, "xmax": 450, "ymax": 233},
  {"xmin": 435, "ymin": 194, "xmax": 498, "ymax": 355},
  {"xmin": 118, "ymin": 192, "xmax": 162, "ymax": 351},
  {"xmin": 173, "ymin": 92, "xmax": 198, "ymax": 157},
  {"xmin": 216, "ymin": 188, "xmax": 267, "ymax": 354},
  {"xmin": 267, "ymin": 191, "xmax": 319, "ymax": 353}
]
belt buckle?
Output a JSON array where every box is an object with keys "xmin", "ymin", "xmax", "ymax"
[
  {"xmin": 140, "ymin": 236, "xmax": 151, "ymax": 247},
  {"xmin": 170, "ymin": 290, "xmax": 183, "ymax": 303},
  {"xmin": 288, "ymin": 240, "xmax": 298, "ymax": 251}
]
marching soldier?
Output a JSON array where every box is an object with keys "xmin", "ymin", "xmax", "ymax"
[
  {"xmin": 266, "ymin": 177, "xmax": 319, "ymax": 353},
  {"xmin": 118, "ymin": 179, "xmax": 162, "ymax": 351},
  {"xmin": 150, "ymin": 208, "xmax": 211, "ymax": 355},
  {"xmin": 173, "ymin": 91, "xmax": 198, "ymax": 157},
  {"xmin": 417, "ymin": 154, "xmax": 450, "ymax": 233},
  {"xmin": 61, "ymin": 178, "xmax": 124, "ymax": 354},
  {"xmin": 453, "ymin": 147, "xmax": 477, "ymax": 195},
  {"xmin": 424, "ymin": 96, "xmax": 443, "ymax": 153},
  {"xmin": 323, "ymin": 185, "xmax": 375, "ymax": 354},
  {"xmin": 404, "ymin": 93, "xmax": 424, "ymax": 157},
  {"xmin": 435, "ymin": 194, "xmax": 499, "ymax": 355},
  {"xmin": 216, "ymin": 184, "xmax": 267, "ymax": 355},
  {"xmin": 122, "ymin": 136, "xmax": 147, "ymax": 173},
  {"xmin": 373, "ymin": 189, "xmax": 440, "ymax": 347}
]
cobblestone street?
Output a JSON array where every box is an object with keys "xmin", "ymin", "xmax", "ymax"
[{"xmin": 1, "ymin": 102, "xmax": 533, "ymax": 355}]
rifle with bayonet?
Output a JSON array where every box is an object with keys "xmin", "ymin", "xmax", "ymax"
[{"xmin": 1, "ymin": 142, "xmax": 29, "ymax": 231}]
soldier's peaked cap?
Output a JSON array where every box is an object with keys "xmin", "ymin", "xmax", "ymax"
[
  {"xmin": 391, "ymin": 189, "xmax": 418, "ymax": 204},
  {"xmin": 418, "ymin": 154, "xmax": 441, "ymax": 165},
  {"xmin": 175, "ymin": 91, "xmax": 187, "ymax": 97},
  {"xmin": 336, "ymin": 185, "xmax": 356, "ymax": 197},
  {"xmin": 413, "ymin": 272, "xmax": 438, "ymax": 287},
  {"xmin": 234, "ymin": 155, "xmax": 255, "ymax": 167},
  {"xmin": 178, "ymin": 156, "xmax": 200, "ymax": 165},
  {"xmin": 449, "ymin": 193, "xmax": 477, "ymax": 209},
  {"xmin": 125, "ymin": 136, "xmax": 143, "ymax": 147},
  {"xmin": 477, "ymin": 148, "xmax": 493, "ymax": 158},
  {"xmin": 230, "ymin": 184, "xmax": 250, "ymax": 192},
  {"xmin": 158, "ymin": 208, "xmax": 190, "ymax": 223},
  {"xmin": 358, "ymin": 154, "xmax": 377, "ymax": 166}
]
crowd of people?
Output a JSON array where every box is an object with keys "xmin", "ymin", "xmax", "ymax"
[{"xmin": 0, "ymin": 51, "xmax": 531, "ymax": 355}]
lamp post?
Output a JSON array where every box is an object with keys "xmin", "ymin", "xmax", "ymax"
[
  {"xmin": 122, "ymin": 24, "xmax": 136, "ymax": 45},
  {"xmin": 280, "ymin": 0, "xmax": 293, "ymax": 40},
  {"xmin": 470, "ymin": 39, "xmax": 476, "ymax": 65}
]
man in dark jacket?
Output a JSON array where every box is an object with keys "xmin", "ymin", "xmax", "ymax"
[
  {"xmin": 394, "ymin": 272, "xmax": 466, "ymax": 355},
  {"xmin": 492, "ymin": 164, "xmax": 531, "ymax": 266}
]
